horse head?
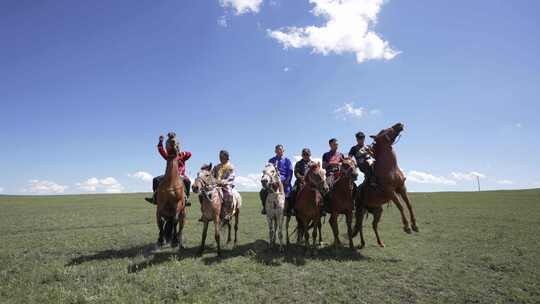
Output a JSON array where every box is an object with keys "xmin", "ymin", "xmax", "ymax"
[
  {"xmin": 165, "ymin": 134, "xmax": 180, "ymax": 158},
  {"xmin": 261, "ymin": 163, "xmax": 282, "ymax": 192},
  {"xmin": 340, "ymin": 157, "xmax": 356, "ymax": 177},
  {"xmin": 192, "ymin": 164, "xmax": 215, "ymax": 199},
  {"xmin": 371, "ymin": 122, "xmax": 405, "ymax": 147},
  {"xmin": 306, "ymin": 162, "xmax": 329, "ymax": 195}
]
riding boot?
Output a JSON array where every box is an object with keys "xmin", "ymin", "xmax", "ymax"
[
  {"xmin": 145, "ymin": 192, "xmax": 157, "ymax": 205},
  {"xmin": 285, "ymin": 196, "xmax": 295, "ymax": 216}
]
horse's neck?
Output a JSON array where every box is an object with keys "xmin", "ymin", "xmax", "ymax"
[
  {"xmin": 374, "ymin": 146, "xmax": 398, "ymax": 175},
  {"xmin": 277, "ymin": 181, "xmax": 284, "ymax": 194},
  {"xmin": 335, "ymin": 175, "xmax": 351, "ymax": 189},
  {"xmin": 165, "ymin": 157, "xmax": 180, "ymax": 185}
]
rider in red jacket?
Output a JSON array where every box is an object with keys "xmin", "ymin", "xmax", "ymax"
[{"xmin": 145, "ymin": 133, "xmax": 192, "ymax": 205}]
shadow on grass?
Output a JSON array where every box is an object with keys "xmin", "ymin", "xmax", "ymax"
[
  {"xmin": 66, "ymin": 243, "xmax": 156, "ymax": 266},
  {"xmin": 200, "ymin": 239, "xmax": 370, "ymax": 266},
  {"xmin": 66, "ymin": 239, "xmax": 372, "ymax": 272}
]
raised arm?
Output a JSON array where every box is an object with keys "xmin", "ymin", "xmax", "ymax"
[{"xmin": 157, "ymin": 135, "xmax": 167, "ymax": 160}]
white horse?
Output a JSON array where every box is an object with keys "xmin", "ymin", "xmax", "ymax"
[{"xmin": 261, "ymin": 163, "xmax": 286, "ymax": 250}]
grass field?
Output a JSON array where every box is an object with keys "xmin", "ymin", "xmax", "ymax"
[{"xmin": 1, "ymin": 189, "xmax": 539, "ymax": 303}]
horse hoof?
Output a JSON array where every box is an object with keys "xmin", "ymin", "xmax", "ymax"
[
  {"xmin": 412, "ymin": 225, "xmax": 419, "ymax": 232},
  {"xmin": 358, "ymin": 243, "xmax": 365, "ymax": 250},
  {"xmin": 378, "ymin": 243, "xmax": 385, "ymax": 248},
  {"xmin": 404, "ymin": 227, "xmax": 412, "ymax": 234}
]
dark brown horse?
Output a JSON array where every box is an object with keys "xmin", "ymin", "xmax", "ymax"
[
  {"xmin": 192, "ymin": 164, "xmax": 240, "ymax": 257},
  {"xmin": 155, "ymin": 135, "xmax": 186, "ymax": 250},
  {"xmin": 352, "ymin": 122, "xmax": 418, "ymax": 248},
  {"xmin": 294, "ymin": 162, "xmax": 329, "ymax": 253},
  {"xmin": 328, "ymin": 157, "xmax": 356, "ymax": 249}
]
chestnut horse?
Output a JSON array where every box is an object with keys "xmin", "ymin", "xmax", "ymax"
[
  {"xmin": 352, "ymin": 122, "xmax": 419, "ymax": 248},
  {"xmin": 192, "ymin": 164, "xmax": 240, "ymax": 257},
  {"xmin": 295, "ymin": 162, "xmax": 329, "ymax": 253},
  {"xmin": 155, "ymin": 135, "xmax": 186, "ymax": 250},
  {"xmin": 327, "ymin": 157, "xmax": 356, "ymax": 249}
]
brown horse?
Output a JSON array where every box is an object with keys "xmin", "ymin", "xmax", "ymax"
[
  {"xmin": 155, "ymin": 135, "xmax": 186, "ymax": 250},
  {"xmin": 192, "ymin": 164, "xmax": 240, "ymax": 257},
  {"xmin": 327, "ymin": 157, "xmax": 356, "ymax": 249},
  {"xmin": 294, "ymin": 162, "xmax": 329, "ymax": 253},
  {"xmin": 353, "ymin": 122, "xmax": 418, "ymax": 248}
]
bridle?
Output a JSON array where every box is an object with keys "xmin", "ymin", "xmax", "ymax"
[
  {"xmin": 305, "ymin": 169, "xmax": 327, "ymax": 194},
  {"xmin": 261, "ymin": 166, "xmax": 281, "ymax": 194},
  {"xmin": 195, "ymin": 171, "xmax": 216, "ymax": 201}
]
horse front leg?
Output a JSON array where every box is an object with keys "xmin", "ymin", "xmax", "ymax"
[
  {"xmin": 277, "ymin": 212, "xmax": 285, "ymax": 251},
  {"xmin": 177, "ymin": 214, "xmax": 185, "ymax": 250},
  {"xmin": 372, "ymin": 207, "xmax": 385, "ymax": 248},
  {"xmin": 317, "ymin": 220, "xmax": 323, "ymax": 247},
  {"xmin": 156, "ymin": 211, "xmax": 164, "ymax": 248},
  {"xmin": 171, "ymin": 218, "xmax": 179, "ymax": 248},
  {"xmin": 267, "ymin": 215, "xmax": 274, "ymax": 248},
  {"xmin": 215, "ymin": 218, "xmax": 222, "ymax": 257},
  {"xmin": 311, "ymin": 219, "xmax": 319, "ymax": 255},
  {"xmin": 198, "ymin": 221, "xmax": 209, "ymax": 256},
  {"xmin": 345, "ymin": 210, "xmax": 354, "ymax": 250},
  {"xmin": 233, "ymin": 209, "xmax": 239, "ymax": 247},
  {"xmin": 329, "ymin": 212, "xmax": 341, "ymax": 247},
  {"xmin": 397, "ymin": 187, "xmax": 418, "ymax": 232},
  {"xmin": 285, "ymin": 215, "xmax": 290, "ymax": 246},
  {"xmin": 226, "ymin": 221, "xmax": 232, "ymax": 245},
  {"xmin": 392, "ymin": 197, "xmax": 411, "ymax": 234},
  {"xmin": 355, "ymin": 207, "xmax": 366, "ymax": 249}
]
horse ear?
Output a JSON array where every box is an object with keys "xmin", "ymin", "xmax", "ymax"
[{"xmin": 209, "ymin": 162, "xmax": 212, "ymax": 170}]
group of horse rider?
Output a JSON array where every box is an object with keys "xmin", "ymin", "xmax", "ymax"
[
  {"xmin": 145, "ymin": 133, "xmax": 237, "ymax": 208},
  {"xmin": 144, "ymin": 131, "xmax": 377, "ymax": 216}
]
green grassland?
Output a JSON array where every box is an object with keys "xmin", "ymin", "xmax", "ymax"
[{"xmin": 1, "ymin": 189, "xmax": 539, "ymax": 303}]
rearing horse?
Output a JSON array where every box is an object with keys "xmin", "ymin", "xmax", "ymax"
[
  {"xmin": 155, "ymin": 135, "xmax": 186, "ymax": 250},
  {"xmin": 353, "ymin": 122, "xmax": 419, "ymax": 248},
  {"xmin": 327, "ymin": 157, "xmax": 356, "ymax": 249}
]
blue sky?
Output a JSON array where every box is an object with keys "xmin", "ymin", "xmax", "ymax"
[{"xmin": 1, "ymin": 0, "xmax": 539, "ymax": 194}]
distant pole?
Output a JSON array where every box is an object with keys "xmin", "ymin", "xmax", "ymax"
[{"xmin": 477, "ymin": 176, "xmax": 481, "ymax": 192}]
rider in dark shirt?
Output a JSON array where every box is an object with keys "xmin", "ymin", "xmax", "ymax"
[{"xmin": 287, "ymin": 148, "xmax": 312, "ymax": 216}]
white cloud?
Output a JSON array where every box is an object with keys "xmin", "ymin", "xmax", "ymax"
[
  {"xmin": 497, "ymin": 179, "xmax": 514, "ymax": 185},
  {"xmin": 283, "ymin": 67, "xmax": 290, "ymax": 72},
  {"xmin": 217, "ymin": 15, "xmax": 228, "ymax": 27},
  {"xmin": 0, "ymin": 187, "xmax": 4, "ymax": 193},
  {"xmin": 235, "ymin": 173, "xmax": 261, "ymax": 191},
  {"xmin": 128, "ymin": 171, "xmax": 154, "ymax": 183},
  {"xmin": 268, "ymin": 0, "xmax": 399, "ymax": 63},
  {"xmin": 515, "ymin": 122, "xmax": 523, "ymax": 128},
  {"xmin": 220, "ymin": 0, "xmax": 263, "ymax": 15},
  {"xmin": 25, "ymin": 180, "xmax": 68, "ymax": 194},
  {"xmin": 334, "ymin": 102, "xmax": 379, "ymax": 120},
  {"xmin": 77, "ymin": 177, "xmax": 124, "ymax": 193},
  {"xmin": 451, "ymin": 171, "xmax": 486, "ymax": 182},
  {"xmin": 406, "ymin": 171, "xmax": 456, "ymax": 185}
]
